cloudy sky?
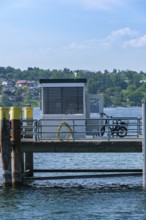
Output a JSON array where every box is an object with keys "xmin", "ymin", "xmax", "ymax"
[{"xmin": 0, "ymin": 0, "xmax": 146, "ymax": 71}]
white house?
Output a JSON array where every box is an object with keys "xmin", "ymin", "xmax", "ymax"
[{"xmin": 39, "ymin": 79, "xmax": 103, "ymax": 140}]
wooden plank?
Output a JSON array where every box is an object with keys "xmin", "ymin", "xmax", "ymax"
[
  {"xmin": 24, "ymin": 173, "xmax": 142, "ymax": 181},
  {"xmin": 21, "ymin": 140, "xmax": 142, "ymax": 153},
  {"xmin": 26, "ymin": 168, "xmax": 142, "ymax": 173}
]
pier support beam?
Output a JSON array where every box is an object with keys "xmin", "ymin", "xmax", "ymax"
[
  {"xmin": 10, "ymin": 107, "xmax": 22, "ymax": 187},
  {"xmin": 0, "ymin": 107, "xmax": 12, "ymax": 188},
  {"xmin": 23, "ymin": 106, "xmax": 33, "ymax": 177},
  {"xmin": 143, "ymin": 101, "xmax": 146, "ymax": 189}
]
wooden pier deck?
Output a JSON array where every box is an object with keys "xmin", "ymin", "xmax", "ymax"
[
  {"xmin": 21, "ymin": 138, "xmax": 142, "ymax": 153},
  {"xmin": 21, "ymin": 138, "xmax": 143, "ymax": 181}
]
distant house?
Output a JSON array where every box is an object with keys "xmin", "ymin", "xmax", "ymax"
[
  {"xmin": 1, "ymin": 79, "xmax": 15, "ymax": 93},
  {"xmin": 2, "ymin": 80, "xmax": 8, "ymax": 86},
  {"xmin": 16, "ymin": 80, "xmax": 38, "ymax": 88},
  {"xmin": 2, "ymin": 79, "xmax": 14, "ymax": 86},
  {"xmin": 2, "ymin": 85, "xmax": 15, "ymax": 93},
  {"xmin": 16, "ymin": 80, "xmax": 27, "ymax": 87},
  {"xmin": 140, "ymin": 80, "xmax": 146, "ymax": 83}
]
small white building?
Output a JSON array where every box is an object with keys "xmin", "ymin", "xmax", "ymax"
[{"xmin": 39, "ymin": 79, "xmax": 103, "ymax": 140}]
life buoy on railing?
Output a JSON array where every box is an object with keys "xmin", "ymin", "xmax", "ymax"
[{"xmin": 57, "ymin": 121, "xmax": 73, "ymax": 141}]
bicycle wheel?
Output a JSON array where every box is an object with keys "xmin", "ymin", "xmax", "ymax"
[{"xmin": 117, "ymin": 126, "xmax": 127, "ymax": 138}]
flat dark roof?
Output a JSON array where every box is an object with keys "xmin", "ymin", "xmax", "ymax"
[{"xmin": 39, "ymin": 79, "xmax": 86, "ymax": 84}]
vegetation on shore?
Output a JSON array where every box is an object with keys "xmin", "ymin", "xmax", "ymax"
[{"xmin": 0, "ymin": 66, "xmax": 146, "ymax": 107}]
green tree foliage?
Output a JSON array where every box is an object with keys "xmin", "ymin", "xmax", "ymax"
[
  {"xmin": 0, "ymin": 94, "xmax": 11, "ymax": 106},
  {"xmin": 0, "ymin": 66, "xmax": 146, "ymax": 107}
]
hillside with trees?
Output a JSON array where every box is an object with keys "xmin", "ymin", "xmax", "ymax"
[{"xmin": 0, "ymin": 66, "xmax": 146, "ymax": 107}]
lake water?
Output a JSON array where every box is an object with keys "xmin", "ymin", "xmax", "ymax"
[{"xmin": 1, "ymin": 107, "xmax": 146, "ymax": 220}]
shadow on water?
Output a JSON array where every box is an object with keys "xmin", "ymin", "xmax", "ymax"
[
  {"xmin": 0, "ymin": 178, "xmax": 146, "ymax": 220},
  {"xmin": 0, "ymin": 179, "xmax": 144, "ymax": 199},
  {"xmin": 13, "ymin": 174, "xmax": 143, "ymax": 192},
  {"xmin": 0, "ymin": 174, "xmax": 143, "ymax": 192}
]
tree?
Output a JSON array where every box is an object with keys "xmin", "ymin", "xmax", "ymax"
[
  {"xmin": 125, "ymin": 71, "xmax": 142, "ymax": 87},
  {"xmin": 128, "ymin": 91, "xmax": 143, "ymax": 106},
  {"xmin": 0, "ymin": 94, "xmax": 11, "ymax": 106}
]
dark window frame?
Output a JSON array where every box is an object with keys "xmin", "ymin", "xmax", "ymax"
[{"xmin": 43, "ymin": 87, "xmax": 84, "ymax": 114}]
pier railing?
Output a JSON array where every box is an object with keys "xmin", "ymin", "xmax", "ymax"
[
  {"xmin": 21, "ymin": 116, "xmax": 142, "ymax": 141},
  {"xmin": 0, "ymin": 106, "xmax": 143, "ymax": 188}
]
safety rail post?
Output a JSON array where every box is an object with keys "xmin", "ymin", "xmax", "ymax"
[
  {"xmin": 143, "ymin": 101, "xmax": 146, "ymax": 189},
  {"xmin": 137, "ymin": 117, "xmax": 142, "ymax": 137},
  {"xmin": 72, "ymin": 119, "xmax": 75, "ymax": 141},
  {"xmin": 99, "ymin": 116, "xmax": 103, "ymax": 137},
  {"xmin": 138, "ymin": 118, "xmax": 140, "ymax": 137},
  {"xmin": 37, "ymin": 119, "xmax": 42, "ymax": 140},
  {"xmin": 0, "ymin": 107, "xmax": 12, "ymax": 188},
  {"xmin": 10, "ymin": 106, "xmax": 22, "ymax": 187},
  {"xmin": 37, "ymin": 119, "xmax": 41, "ymax": 140},
  {"xmin": 33, "ymin": 120, "xmax": 38, "ymax": 142},
  {"xmin": 107, "ymin": 117, "xmax": 111, "ymax": 140},
  {"xmin": 23, "ymin": 106, "xmax": 33, "ymax": 177}
]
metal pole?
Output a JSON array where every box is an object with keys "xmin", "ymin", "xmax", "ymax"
[
  {"xmin": 23, "ymin": 106, "xmax": 33, "ymax": 177},
  {"xmin": 10, "ymin": 106, "xmax": 22, "ymax": 187},
  {"xmin": 33, "ymin": 120, "xmax": 38, "ymax": 142},
  {"xmin": 142, "ymin": 101, "xmax": 146, "ymax": 189},
  {"xmin": 0, "ymin": 107, "xmax": 12, "ymax": 188}
]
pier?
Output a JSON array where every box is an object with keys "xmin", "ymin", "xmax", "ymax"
[
  {"xmin": 21, "ymin": 139, "xmax": 142, "ymax": 153},
  {"xmin": 0, "ymin": 105, "xmax": 144, "ymax": 188}
]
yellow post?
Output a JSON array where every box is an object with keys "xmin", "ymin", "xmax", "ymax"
[
  {"xmin": 0, "ymin": 107, "xmax": 10, "ymax": 120},
  {"xmin": 10, "ymin": 106, "xmax": 22, "ymax": 187},
  {"xmin": 23, "ymin": 106, "xmax": 33, "ymax": 177},
  {"xmin": 0, "ymin": 107, "xmax": 11, "ymax": 188},
  {"xmin": 23, "ymin": 106, "xmax": 33, "ymax": 138},
  {"xmin": 24, "ymin": 106, "xmax": 33, "ymax": 120}
]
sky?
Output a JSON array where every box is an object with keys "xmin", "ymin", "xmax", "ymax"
[{"xmin": 0, "ymin": 0, "xmax": 146, "ymax": 72}]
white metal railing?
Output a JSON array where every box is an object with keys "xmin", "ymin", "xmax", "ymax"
[{"xmin": 21, "ymin": 116, "xmax": 142, "ymax": 142}]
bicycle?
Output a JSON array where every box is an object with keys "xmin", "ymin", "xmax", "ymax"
[{"xmin": 99, "ymin": 113, "xmax": 128, "ymax": 138}]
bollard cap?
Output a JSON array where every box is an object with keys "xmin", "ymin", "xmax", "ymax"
[
  {"xmin": 0, "ymin": 107, "xmax": 10, "ymax": 120},
  {"xmin": 23, "ymin": 106, "xmax": 33, "ymax": 119},
  {"xmin": 10, "ymin": 106, "xmax": 22, "ymax": 120}
]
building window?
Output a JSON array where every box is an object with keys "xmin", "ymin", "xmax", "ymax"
[{"xmin": 43, "ymin": 87, "xmax": 83, "ymax": 114}]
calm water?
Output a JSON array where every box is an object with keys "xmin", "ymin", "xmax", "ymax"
[{"xmin": 1, "ymin": 107, "xmax": 146, "ymax": 220}]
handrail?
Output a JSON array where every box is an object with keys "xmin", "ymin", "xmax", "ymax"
[{"xmin": 21, "ymin": 116, "xmax": 142, "ymax": 142}]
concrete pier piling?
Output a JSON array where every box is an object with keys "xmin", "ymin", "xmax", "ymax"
[
  {"xmin": 0, "ymin": 107, "xmax": 12, "ymax": 188},
  {"xmin": 23, "ymin": 106, "xmax": 33, "ymax": 177},
  {"xmin": 10, "ymin": 106, "xmax": 22, "ymax": 187}
]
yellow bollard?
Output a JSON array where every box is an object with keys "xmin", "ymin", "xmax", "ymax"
[
  {"xmin": 0, "ymin": 107, "xmax": 10, "ymax": 120},
  {"xmin": 23, "ymin": 106, "xmax": 33, "ymax": 138},
  {"xmin": 10, "ymin": 106, "xmax": 22, "ymax": 121},
  {"xmin": 24, "ymin": 106, "xmax": 33, "ymax": 119},
  {"xmin": 10, "ymin": 106, "xmax": 22, "ymax": 187},
  {"xmin": 0, "ymin": 107, "xmax": 12, "ymax": 188}
]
